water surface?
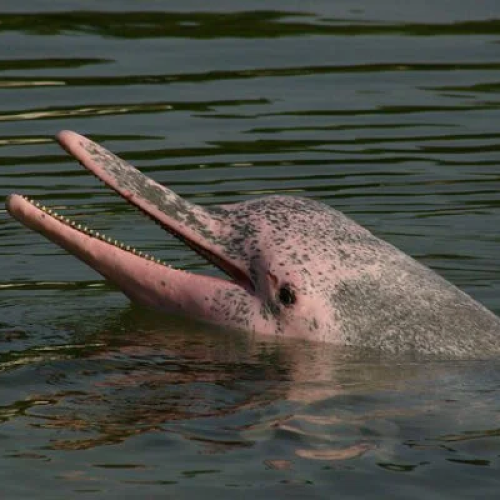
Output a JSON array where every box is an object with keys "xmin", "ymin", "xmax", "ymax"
[{"xmin": 2, "ymin": 1, "xmax": 500, "ymax": 498}]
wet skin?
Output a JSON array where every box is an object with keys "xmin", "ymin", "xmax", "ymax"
[{"xmin": 6, "ymin": 131, "xmax": 500, "ymax": 357}]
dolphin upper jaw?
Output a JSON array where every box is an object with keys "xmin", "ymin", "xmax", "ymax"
[{"xmin": 56, "ymin": 130, "xmax": 255, "ymax": 293}]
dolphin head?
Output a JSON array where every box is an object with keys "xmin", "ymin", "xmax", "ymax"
[
  {"xmin": 6, "ymin": 131, "xmax": 382, "ymax": 343},
  {"xmin": 8, "ymin": 131, "xmax": 500, "ymax": 355},
  {"xmin": 202, "ymin": 194, "xmax": 388, "ymax": 342}
]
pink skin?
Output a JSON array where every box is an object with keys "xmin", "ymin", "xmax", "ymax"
[
  {"xmin": 7, "ymin": 131, "xmax": 500, "ymax": 356},
  {"xmin": 6, "ymin": 193, "xmax": 250, "ymax": 324},
  {"xmin": 6, "ymin": 191, "xmax": 329, "ymax": 340},
  {"xmin": 6, "ymin": 131, "xmax": 321, "ymax": 339}
]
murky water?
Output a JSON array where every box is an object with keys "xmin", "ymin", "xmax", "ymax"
[{"xmin": 2, "ymin": 1, "xmax": 500, "ymax": 498}]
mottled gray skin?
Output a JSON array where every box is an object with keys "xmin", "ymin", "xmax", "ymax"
[
  {"xmin": 204, "ymin": 196, "xmax": 500, "ymax": 357},
  {"xmin": 76, "ymin": 136, "xmax": 500, "ymax": 356},
  {"xmin": 10, "ymin": 131, "xmax": 500, "ymax": 358}
]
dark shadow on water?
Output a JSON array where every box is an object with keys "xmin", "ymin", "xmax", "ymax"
[
  {"xmin": 1, "ymin": 304, "xmax": 499, "ymax": 465},
  {"xmin": 2, "ymin": 11, "xmax": 500, "ymax": 38}
]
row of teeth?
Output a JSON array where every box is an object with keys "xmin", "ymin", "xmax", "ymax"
[{"xmin": 22, "ymin": 196, "xmax": 167, "ymax": 266}]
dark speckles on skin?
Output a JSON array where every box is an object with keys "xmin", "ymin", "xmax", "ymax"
[
  {"xmin": 70, "ymin": 141, "xmax": 500, "ymax": 355},
  {"xmin": 204, "ymin": 195, "xmax": 377, "ymax": 327},
  {"xmin": 211, "ymin": 287, "xmax": 255, "ymax": 330},
  {"xmin": 210, "ymin": 194, "xmax": 499, "ymax": 351},
  {"xmin": 82, "ymin": 139, "xmax": 219, "ymax": 242}
]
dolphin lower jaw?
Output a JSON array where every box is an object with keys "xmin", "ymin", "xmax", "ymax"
[{"xmin": 5, "ymin": 193, "xmax": 258, "ymax": 329}]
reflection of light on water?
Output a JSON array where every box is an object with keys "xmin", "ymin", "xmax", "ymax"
[
  {"xmin": 244, "ymin": 188, "xmax": 305, "ymax": 195},
  {"xmin": 0, "ymin": 104, "xmax": 174, "ymax": 122},
  {"xmin": 0, "ymin": 354, "xmax": 71, "ymax": 370},
  {"xmin": 0, "ymin": 137, "xmax": 51, "ymax": 146},
  {"xmin": 0, "ymin": 81, "xmax": 66, "ymax": 88},
  {"xmin": 191, "ymin": 188, "xmax": 305, "ymax": 198},
  {"xmin": 0, "ymin": 343, "xmax": 105, "ymax": 371},
  {"xmin": 35, "ymin": 343, "xmax": 105, "ymax": 351},
  {"xmin": 0, "ymin": 282, "xmax": 107, "ymax": 289},
  {"xmin": 0, "ymin": 282, "xmax": 68, "ymax": 288},
  {"xmin": 295, "ymin": 443, "xmax": 372, "ymax": 460}
]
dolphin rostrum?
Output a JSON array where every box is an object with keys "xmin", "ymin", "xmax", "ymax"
[{"xmin": 6, "ymin": 131, "xmax": 500, "ymax": 357}]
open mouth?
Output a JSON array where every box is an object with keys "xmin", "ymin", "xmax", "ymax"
[
  {"xmin": 6, "ymin": 131, "xmax": 254, "ymax": 294},
  {"xmin": 7, "ymin": 194, "xmax": 166, "ymax": 264}
]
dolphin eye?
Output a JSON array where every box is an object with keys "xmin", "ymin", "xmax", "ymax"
[{"xmin": 278, "ymin": 285, "xmax": 296, "ymax": 306}]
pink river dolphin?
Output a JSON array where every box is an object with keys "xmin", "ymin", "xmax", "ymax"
[{"xmin": 6, "ymin": 131, "xmax": 500, "ymax": 357}]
